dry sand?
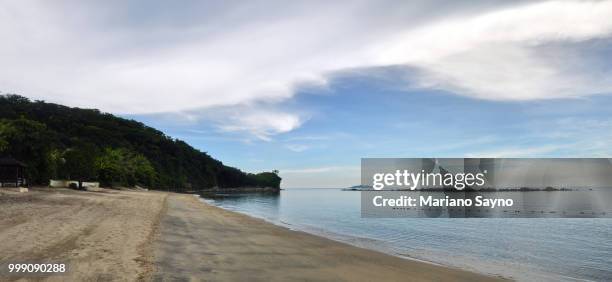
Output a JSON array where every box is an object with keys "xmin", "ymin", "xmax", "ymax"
[
  {"xmin": 0, "ymin": 187, "xmax": 166, "ymax": 281},
  {"xmin": 1, "ymin": 188, "xmax": 505, "ymax": 281}
]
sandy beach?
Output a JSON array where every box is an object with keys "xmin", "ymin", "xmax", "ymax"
[
  {"xmin": 153, "ymin": 194, "xmax": 504, "ymax": 281},
  {"xmin": 0, "ymin": 187, "xmax": 166, "ymax": 281},
  {"xmin": 0, "ymin": 188, "xmax": 504, "ymax": 281}
]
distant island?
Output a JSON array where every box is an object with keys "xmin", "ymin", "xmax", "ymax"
[
  {"xmin": 342, "ymin": 184, "xmax": 373, "ymax": 191},
  {"xmin": 0, "ymin": 94, "xmax": 280, "ymax": 192}
]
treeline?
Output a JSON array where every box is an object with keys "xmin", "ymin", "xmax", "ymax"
[{"xmin": 0, "ymin": 95, "xmax": 281, "ymax": 191}]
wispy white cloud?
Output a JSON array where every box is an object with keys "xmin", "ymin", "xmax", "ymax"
[
  {"xmin": 373, "ymin": 1, "xmax": 612, "ymax": 100},
  {"xmin": 215, "ymin": 110, "xmax": 303, "ymax": 141},
  {"xmin": 528, "ymin": 117, "xmax": 612, "ymax": 156},
  {"xmin": 2, "ymin": 1, "xmax": 612, "ymax": 139},
  {"xmin": 279, "ymin": 165, "xmax": 360, "ymax": 188},
  {"xmin": 284, "ymin": 144, "xmax": 310, "ymax": 152},
  {"xmin": 132, "ymin": 104, "xmax": 306, "ymax": 141},
  {"xmin": 280, "ymin": 166, "xmax": 359, "ymax": 174},
  {"xmin": 464, "ymin": 115, "xmax": 612, "ymax": 157},
  {"xmin": 465, "ymin": 144, "xmax": 567, "ymax": 158},
  {"xmin": 284, "ymin": 135, "xmax": 332, "ymax": 142}
]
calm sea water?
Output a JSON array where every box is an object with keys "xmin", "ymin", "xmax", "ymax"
[{"xmin": 200, "ymin": 188, "xmax": 612, "ymax": 281}]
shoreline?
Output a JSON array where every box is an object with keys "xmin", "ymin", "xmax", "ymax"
[
  {"xmin": 153, "ymin": 193, "xmax": 506, "ymax": 281},
  {"xmin": 198, "ymin": 195, "xmax": 450, "ymax": 264},
  {"xmin": 197, "ymin": 195, "xmax": 515, "ymax": 280},
  {"xmin": 0, "ymin": 188, "xmax": 505, "ymax": 281}
]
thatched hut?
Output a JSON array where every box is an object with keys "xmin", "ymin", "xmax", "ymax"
[{"xmin": 0, "ymin": 157, "xmax": 27, "ymax": 187}]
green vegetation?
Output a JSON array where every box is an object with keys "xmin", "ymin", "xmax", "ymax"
[{"xmin": 0, "ymin": 94, "xmax": 281, "ymax": 191}]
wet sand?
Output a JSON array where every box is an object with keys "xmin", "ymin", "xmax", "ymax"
[
  {"xmin": 1, "ymin": 188, "xmax": 505, "ymax": 281},
  {"xmin": 152, "ymin": 194, "xmax": 505, "ymax": 281}
]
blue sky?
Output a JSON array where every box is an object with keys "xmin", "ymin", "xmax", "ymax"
[
  {"xmin": 130, "ymin": 64, "xmax": 612, "ymax": 187},
  {"xmin": 2, "ymin": 1, "xmax": 612, "ymax": 187}
]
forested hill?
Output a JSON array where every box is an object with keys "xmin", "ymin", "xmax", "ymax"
[{"xmin": 0, "ymin": 95, "xmax": 280, "ymax": 191}]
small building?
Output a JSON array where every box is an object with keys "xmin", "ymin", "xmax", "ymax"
[
  {"xmin": 0, "ymin": 157, "xmax": 27, "ymax": 187},
  {"xmin": 49, "ymin": 179, "xmax": 99, "ymax": 189}
]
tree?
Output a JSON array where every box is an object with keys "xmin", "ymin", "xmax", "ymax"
[
  {"xmin": 0, "ymin": 117, "xmax": 58, "ymax": 183},
  {"xmin": 95, "ymin": 147, "xmax": 125, "ymax": 187},
  {"xmin": 62, "ymin": 144, "xmax": 98, "ymax": 189},
  {"xmin": 130, "ymin": 154, "xmax": 157, "ymax": 188},
  {"xmin": 0, "ymin": 120, "xmax": 13, "ymax": 152},
  {"xmin": 0, "ymin": 95, "xmax": 281, "ymax": 190},
  {"xmin": 95, "ymin": 147, "xmax": 157, "ymax": 188},
  {"xmin": 249, "ymin": 172, "xmax": 282, "ymax": 188}
]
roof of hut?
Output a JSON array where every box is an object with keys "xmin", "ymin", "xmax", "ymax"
[{"xmin": 0, "ymin": 157, "xmax": 27, "ymax": 167}]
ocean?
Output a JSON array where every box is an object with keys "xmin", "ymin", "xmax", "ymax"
[{"xmin": 199, "ymin": 188, "xmax": 612, "ymax": 281}]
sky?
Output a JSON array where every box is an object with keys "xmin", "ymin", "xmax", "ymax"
[{"xmin": 1, "ymin": 0, "xmax": 612, "ymax": 187}]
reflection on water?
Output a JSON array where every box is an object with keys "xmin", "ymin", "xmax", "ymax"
[{"xmin": 200, "ymin": 189, "xmax": 612, "ymax": 282}]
